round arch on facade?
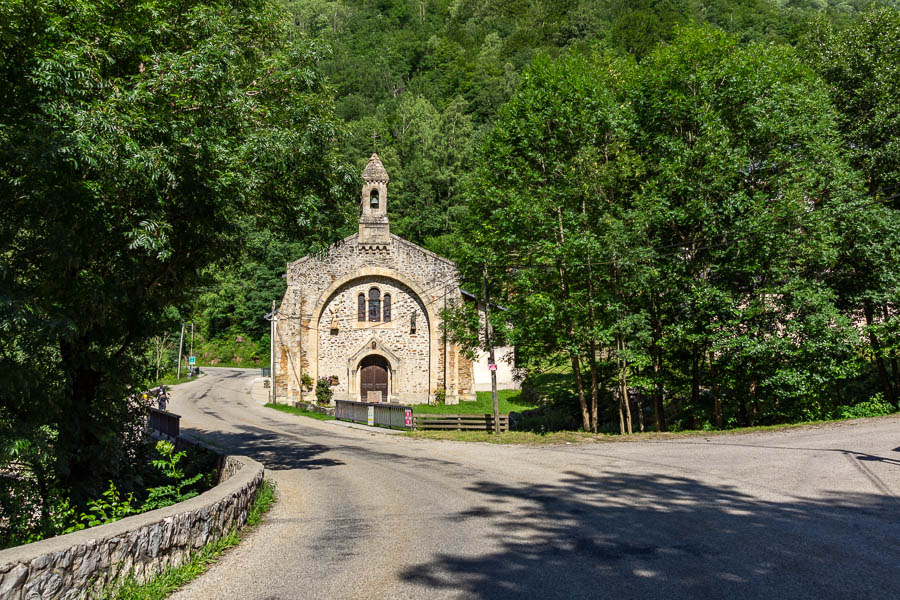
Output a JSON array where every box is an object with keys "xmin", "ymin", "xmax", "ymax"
[
  {"xmin": 346, "ymin": 337, "xmax": 403, "ymax": 401},
  {"xmin": 312, "ymin": 267, "xmax": 436, "ymax": 336}
]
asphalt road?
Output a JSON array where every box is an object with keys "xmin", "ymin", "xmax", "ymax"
[{"xmin": 169, "ymin": 367, "xmax": 900, "ymax": 600}]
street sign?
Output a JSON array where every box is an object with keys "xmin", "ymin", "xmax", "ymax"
[
  {"xmin": 488, "ymin": 363, "xmax": 497, "ymax": 371},
  {"xmin": 404, "ymin": 409, "xmax": 412, "ymax": 428},
  {"xmin": 189, "ymin": 356, "xmax": 196, "ymax": 365},
  {"xmin": 367, "ymin": 406, "xmax": 375, "ymax": 426}
]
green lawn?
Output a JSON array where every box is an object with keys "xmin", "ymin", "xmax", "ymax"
[
  {"xmin": 265, "ymin": 402, "xmax": 335, "ymax": 421},
  {"xmin": 411, "ymin": 389, "xmax": 536, "ymax": 415},
  {"xmin": 196, "ymin": 361, "xmax": 264, "ymax": 369},
  {"xmin": 148, "ymin": 371, "xmax": 200, "ymax": 388}
]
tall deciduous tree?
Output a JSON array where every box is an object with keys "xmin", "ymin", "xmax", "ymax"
[
  {"xmin": 0, "ymin": 0, "xmax": 348, "ymax": 504},
  {"xmin": 455, "ymin": 26, "xmax": 868, "ymax": 433},
  {"xmin": 803, "ymin": 6, "xmax": 900, "ymax": 407}
]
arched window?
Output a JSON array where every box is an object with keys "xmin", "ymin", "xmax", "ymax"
[
  {"xmin": 357, "ymin": 293, "xmax": 366, "ymax": 322},
  {"xmin": 370, "ymin": 189, "xmax": 379, "ymax": 210},
  {"xmin": 383, "ymin": 294, "xmax": 391, "ymax": 322},
  {"xmin": 368, "ymin": 288, "xmax": 381, "ymax": 322}
]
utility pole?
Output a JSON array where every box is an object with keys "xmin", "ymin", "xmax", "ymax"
[
  {"xmin": 270, "ymin": 300, "xmax": 276, "ymax": 405},
  {"xmin": 482, "ymin": 263, "xmax": 500, "ymax": 434},
  {"xmin": 176, "ymin": 322, "xmax": 185, "ymax": 380}
]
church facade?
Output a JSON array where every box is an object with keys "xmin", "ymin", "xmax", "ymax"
[{"xmin": 272, "ymin": 153, "xmax": 516, "ymax": 405}]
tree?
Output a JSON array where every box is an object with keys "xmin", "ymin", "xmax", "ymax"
[
  {"xmin": 452, "ymin": 49, "xmax": 641, "ymax": 433},
  {"xmin": 803, "ymin": 6, "xmax": 900, "ymax": 407},
  {"xmin": 629, "ymin": 26, "xmax": 864, "ymax": 428},
  {"xmin": 0, "ymin": 0, "xmax": 349, "ymax": 504},
  {"xmin": 456, "ymin": 26, "xmax": 867, "ymax": 433},
  {"xmin": 149, "ymin": 333, "xmax": 173, "ymax": 382}
]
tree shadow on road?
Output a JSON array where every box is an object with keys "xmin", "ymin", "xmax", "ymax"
[
  {"xmin": 401, "ymin": 470, "xmax": 900, "ymax": 600},
  {"xmin": 181, "ymin": 424, "xmax": 345, "ymax": 471},
  {"xmin": 180, "ymin": 420, "xmax": 476, "ymax": 476}
]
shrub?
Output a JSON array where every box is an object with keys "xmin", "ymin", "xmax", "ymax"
[
  {"xmin": 315, "ymin": 377, "xmax": 333, "ymax": 406},
  {"xmin": 301, "ymin": 373, "xmax": 314, "ymax": 389},
  {"xmin": 433, "ymin": 386, "xmax": 446, "ymax": 406},
  {"xmin": 142, "ymin": 440, "xmax": 203, "ymax": 511},
  {"xmin": 836, "ymin": 394, "xmax": 896, "ymax": 419},
  {"xmin": 62, "ymin": 482, "xmax": 136, "ymax": 534}
]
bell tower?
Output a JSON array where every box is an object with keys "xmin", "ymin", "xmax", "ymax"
[{"xmin": 359, "ymin": 152, "xmax": 390, "ymax": 245}]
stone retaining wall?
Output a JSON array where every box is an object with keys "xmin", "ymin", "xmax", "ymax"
[{"xmin": 0, "ymin": 455, "xmax": 264, "ymax": 600}]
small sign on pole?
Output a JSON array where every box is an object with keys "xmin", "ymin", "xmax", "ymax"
[
  {"xmin": 189, "ymin": 356, "xmax": 196, "ymax": 365},
  {"xmin": 404, "ymin": 408, "xmax": 412, "ymax": 428},
  {"xmin": 367, "ymin": 405, "xmax": 375, "ymax": 427},
  {"xmin": 488, "ymin": 364, "xmax": 497, "ymax": 371}
]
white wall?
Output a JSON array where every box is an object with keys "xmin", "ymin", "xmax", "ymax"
[{"xmin": 472, "ymin": 346, "xmax": 519, "ymax": 391}]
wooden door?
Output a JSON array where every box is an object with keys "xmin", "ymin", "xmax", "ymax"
[{"xmin": 360, "ymin": 355, "xmax": 389, "ymax": 402}]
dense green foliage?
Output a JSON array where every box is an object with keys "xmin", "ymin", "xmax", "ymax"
[
  {"xmin": 802, "ymin": 7, "xmax": 900, "ymax": 409},
  {"xmin": 450, "ymin": 17, "xmax": 900, "ymax": 433},
  {"xmin": 0, "ymin": 0, "xmax": 345, "ymax": 525},
  {"xmin": 3, "ymin": 0, "xmax": 899, "ymax": 546},
  {"xmin": 293, "ymin": 0, "xmax": 897, "ymax": 249},
  {"xmin": 1, "ymin": 439, "xmax": 217, "ymax": 549},
  {"xmin": 190, "ymin": 0, "xmax": 900, "ymax": 369}
]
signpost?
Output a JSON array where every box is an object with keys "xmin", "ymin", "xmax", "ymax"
[
  {"xmin": 189, "ymin": 356, "xmax": 196, "ymax": 365},
  {"xmin": 483, "ymin": 264, "xmax": 500, "ymax": 433},
  {"xmin": 404, "ymin": 408, "xmax": 412, "ymax": 428}
]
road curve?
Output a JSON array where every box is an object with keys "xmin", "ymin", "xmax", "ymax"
[{"xmin": 169, "ymin": 367, "xmax": 900, "ymax": 600}]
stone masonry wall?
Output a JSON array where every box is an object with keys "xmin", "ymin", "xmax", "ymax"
[
  {"xmin": 317, "ymin": 275, "xmax": 430, "ymax": 401},
  {"xmin": 274, "ymin": 233, "xmax": 465, "ymax": 403},
  {"xmin": 0, "ymin": 455, "xmax": 264, "ymax": 600}
]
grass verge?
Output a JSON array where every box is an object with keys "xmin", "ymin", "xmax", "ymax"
[
  {"xmin": 404, "ymin": 430, "xmax": 601, "ymax": 444},
  {"xmin": 150, "ymin": 371, "xmax": 197, "ymax": 388},
  {"xmin": 414, "ymin": 389, "xmax": 535, "ymax": 414},
  {"xmin": 403, "ymin": 413, "xmax": 900, "ymax": 445},
  {"xmin": 265, "ymin": 402, "xmax": 335, "ymax": 421},
  {"xmin": 196, "ymin": 361, "xmax": 264, "ymax": 369},
  {"xmin": 102, "ymin": 479, "xmax": 277, "ymax": 600}
]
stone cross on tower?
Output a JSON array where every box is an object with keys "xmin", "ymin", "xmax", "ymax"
[{"xmin": 358, "ymin": 152, "xmax": 390, "ymax": 246}]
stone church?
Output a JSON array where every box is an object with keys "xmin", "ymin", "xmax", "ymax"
[{"xmin": 272, "ymin": 153, "xmax": 517, "ymax": 405}]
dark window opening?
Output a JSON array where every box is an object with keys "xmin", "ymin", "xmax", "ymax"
[
  {"xmin": 357, "ymin": 294, "xmax": 366, "ymax": 322},
  {"xmin": 370, "ymin": 189, "xmax": 379, "ymax": 210},
  {"xmin": 383, "ymin": 294, "xmax": 391, "ymax": 322},
  {"xmin": 368, "ymin": 288, "xmax": 381, "ymax": 322}
]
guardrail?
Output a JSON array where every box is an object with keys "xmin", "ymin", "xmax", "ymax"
[
  {"xmin": 413, "ymin": 413, "xmax": 509, "ymax": 432},
  {"xmin": 148, "ymin": 407, "xmax": 181, "ymax": 437},
  {"xmin": 335, "ymin": 400, "xmax": 413, "ymax": 430}
]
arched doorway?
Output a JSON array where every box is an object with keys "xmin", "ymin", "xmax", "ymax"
[{"xmin": 360, "ymin": 354, "xmax": 389, "ymax": 402}]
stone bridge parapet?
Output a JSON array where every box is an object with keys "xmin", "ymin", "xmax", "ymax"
[{"xmin": 0, "ymin": 454, "xmax": 264, "ymax": 599}]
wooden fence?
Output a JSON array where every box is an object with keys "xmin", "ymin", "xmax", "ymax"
[
  {"xmin": 412, "ymin": 413, "xmax": 509, "ymax": 432},
  {"xmin": 334, "ymin": 401, "xmax": 509, "ymax": 432}
]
